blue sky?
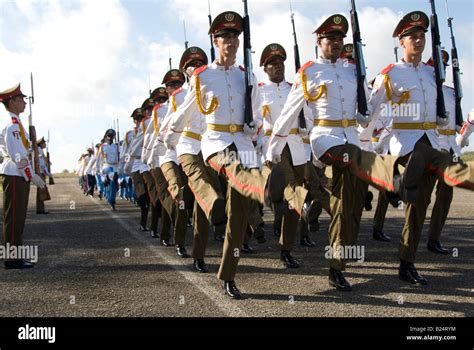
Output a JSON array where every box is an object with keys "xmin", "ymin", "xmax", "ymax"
[{"xmin": 0, "ymin": 0, "xmax": 473, "ymax": 171}]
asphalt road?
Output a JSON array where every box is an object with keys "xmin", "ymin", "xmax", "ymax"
[{"xmin": 0, "ymin": 177, "xmax": 472, "ymax": 317}]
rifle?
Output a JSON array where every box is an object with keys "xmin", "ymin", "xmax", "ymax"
[
  {"xmin": 28, "ymin": 73, "xmax": 51, "ymax": 201},
  {"xmin": 168, "ymin": 48, "xmax": 172, "ymax": 70},
  {"xmin": 207, "ymin": 0, "xmax": 215, "ymax": 62},
  {"xmin": 46, "ymin": 129, "xmax": 54, "ymax": 185},
  {"xmin": 430, "ymin": 0, "xmax": 448, "ymax": 122},
  {"xmin": 445, "ymin": 0, "xmax": 463, "ymax": 127},
  {"xmin": 289, "ymin": 1, "xmax": 306, "ymax": 129},
  {"xmin": 350, "ymin": 0, "xmax": 369, "ymax": 117},
  {"xmin": 183, "ymin": 20, "xmax": 189, "ymax": 49},
  {"xmin": 242, "ymin": 0, "xmax": 253, "ymax": 126}
]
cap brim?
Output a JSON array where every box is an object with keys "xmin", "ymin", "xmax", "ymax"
[
  {"xmin": 213, "ymin": 28, "xmax": 241, "ymax": 37},
  {"xmin": 398, "ymin": 26, "xmax": 427, "ymax": 38}
]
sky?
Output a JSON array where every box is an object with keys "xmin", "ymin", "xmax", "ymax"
[{"xmin": 1, "ymin": 0, "xmax": 473, "ymax": 172}]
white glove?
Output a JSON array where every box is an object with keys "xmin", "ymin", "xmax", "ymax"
[
  {"xmin": 243, "ymin": 121, "xmax": 258, "ymax": 138},
  {"xmin": 299, "ymin": 127, "xmax": 310, "ymax": 138},
  {"xmin": 437, "ymin": 115, "xmax": 450, "ymax": 127},
  {"xmin": 32, "ymin": 174, "xmax": 46, "ymax": 189},
  {"xmin": 456, "ymin": 134, "xmax": 469, "ymax": 148},
  {"xmin": 355, "ymin": 113, "xmax": 370, "ymax": 128}
]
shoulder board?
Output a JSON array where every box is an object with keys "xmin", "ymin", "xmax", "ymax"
[
  {"xmin": 193, "ymin": 65, "xmax": 208, "ymax": 76},
  {"xmin": 171, "ymin": 87, "xmax": 183, "ymax": 96},
  {"xmin": 239, "ymin": 65, "xmax": 245, "ymax": 72},
  {"xmin": 258, "ymin": 82, "xmax": 265, "ymax": 87},
  {"xmin": 153, "ymin": 103, "xmax": 162, "ymax": 112},
  {"xmin": 380, "ymin": 64, "xmax": 395, "ymax": 75},
  {"xmin": 11, "ymin": 117, "xmax": 19, "ymax": 124},
  {"xmin": 298, "ymin": 60, "xmax": 314, "ymax": 74}
]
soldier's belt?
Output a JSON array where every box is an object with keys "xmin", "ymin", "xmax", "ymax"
[
  {"xmin": 438, "ymin": 129, "xmax": 456, "ymax": 136},
  {"xmin": 302, "ymin": 138, "xmax": 310, "ymax": 144},
  {"xmin": 264, "ymin": 128, "xmax": 299, "ymax": 137},
  {"xmin": 207, "ymin": 123, "xmax": 244, "ymax": 133},
  {"xmin": 371, "ymin": 137, "xmax": 380, "ymax": 142},
  {"xmin": 393, "ymin": 122, "xmax": 437, "ymax": 130},
  {"xmin": 313, "ymin": 119, "xmax": 356, "ymax": 128},
  {"xmin": 182, "ymin": 131, "xmax": 202, "ymax": 141},
  {"xmin": 104, "ymin": 162, "xmax": 119, "ymax": 165}
]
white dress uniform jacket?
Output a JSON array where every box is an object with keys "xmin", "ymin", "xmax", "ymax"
[
  {"xmin": 165, "ymin": 62, "xmax": 261, "ymax": 169},
  {"xmin": 369, "ymin": 60, "xmax": 441, "ymax": 157},
  {"xmin": 267, "ymin": 58, "xmax": 362, "ymax": 160},
  {"xmin": 258, "ymin": 79, "xmax": 308, "ymax": 166},
  {"xmin": 0, "ymin": 112, "xmax": 34, "ymax": 180}
]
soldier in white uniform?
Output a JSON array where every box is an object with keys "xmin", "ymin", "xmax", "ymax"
[
  {"xmin": 164, "ymin": 11, "xmax": 285, "ymax": 299},
  {"xmin": 267, "ymin": 14, "xmax": 406, "ymax": 291},
  {"xmin": 168, "ymin": 46, "xmax": 227, "ymax": 272},
  {"xmin": 426, "ymin": 50, "xmax": 469, "ymax": 254},
  {"xmin": 0, "ymin": 83, "xmax": 45, "ymax": 269},
  {"xmin": 143, "ymin": 89, "xmax": 175, "ymax": 244},
  {"xmin": 257, "ymin": 43, "xmax": 318, "ymax": 266},
  {"xmin": 156, "ymin": 69, "xmax": 191, "ymax": 258},
  {"xmin": 123, "ymin": 108, "xmax": 151, "ymax": 228},
  {"xmin": 369, "ymin": 12, "xmax": 474, "ymax": 285}
]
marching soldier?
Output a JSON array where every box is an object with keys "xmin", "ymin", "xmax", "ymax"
[
  {"xmin": 267, "ymin": 14, "xmax": 408, "ymax": 291},
  {"xmin": 139, "ymin": 97, "xmax": 161, "ymax": 239},
  {"xmin": 0, "ymin": 83, "xmax": 46, "ymax": 269},
  {"xmin": 156, "ymin": 69, "xmax": 191, "ymax": 258},
  {"xmin": 168, "ymin": 46, "xmax": 227, "ymax": 272},
  {"xmin": 257, "ymin": 43, "xmax": 318, "ymax": 266},
  {"xmin": 142, "ymin": 88, "xmax": 174, "ymax": 244},
  {"xmin": 123, "ymin": 108, "xmax": 158, "ymax": 234},
  {"xmin": 369, "ymin": 11, "xmax": 474, "ymax": 285},
  {"xmin": 426, "ymin": 50, "xmax": 468, "ymax": 254},
  {"xmin": 164, "ymin": 11, "xmax": 285, "ymax": 299}
]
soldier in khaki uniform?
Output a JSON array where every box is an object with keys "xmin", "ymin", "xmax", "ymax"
[
  {"xmin": 0, "ymin": 83, "xmax": 46, "ymax": 269},
  {"xmin": 369, "ymin": 12, "xmax": 474, "ymax": 285},
  {"xmin": 168, "ymin": 46, "xmax": 227, "ymax": 272},
  {"xmin": 257, "ymin": 43, "xmax": 319, "ymax": 266},
  {"xmin": 122, "ymin": 108, "xmax": 154, "ymax": 231},
  {"xmin": 267, "ymin": 15, "xmax": 408, "ymax": 291},
  {"xmin": 164, "ymin": 11, "xmax": 285, "ymax": 299},
  {"xmin": 155, "ymin": 69, "xmax": 191, "ymax": 258},
  {"xmin": 143, "ymin": 88, "xmax": 176, "ymax": 246}
]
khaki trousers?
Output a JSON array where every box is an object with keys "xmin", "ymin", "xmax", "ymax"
[{"xmin": 2, "ymin": 175, "xmax": 30, "ymax": 248}]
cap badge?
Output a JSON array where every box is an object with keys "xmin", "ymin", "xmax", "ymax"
[{"xmin": 225, "ymin": 13, "xmax": 235, "ymax": 22}]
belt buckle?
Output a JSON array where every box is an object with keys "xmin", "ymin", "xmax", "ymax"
[
  {"xmin": 229, "ymin": 123, "xmax": 238, "ymax": 133},
  {"xmin": 422, "ymin": 122, "xmax": 430, "ymax": 130},
  {"xmin": 341, "ymin": 119, "xmax": 349, "ymax": 128}
]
